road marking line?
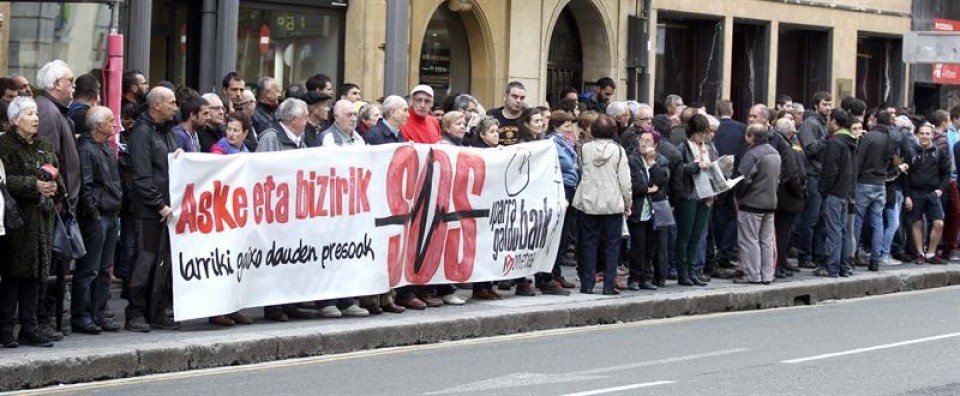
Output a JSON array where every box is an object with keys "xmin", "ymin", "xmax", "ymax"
[
  {"xmin": 578, "ymin": 348, "xmax": 753, "ymax": 375},
  {"xmin": 781, "ymin": 331, "xmax": 960, "ymax": 364},
  {"xmin": 560, "ymin": 381, "xmax": 676, "ymax": 396}
]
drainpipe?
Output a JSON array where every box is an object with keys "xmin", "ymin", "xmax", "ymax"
[
  {"xmin": 384, "ymin": 0, "xmax": 410, "ymax": 96},
  {"xmin": 198, "ymin": 0, "xmax": 217, "ymax": 92},
  {"xmin": 639, "ymin": 0, "xmax": 652, "ymax": 104}
]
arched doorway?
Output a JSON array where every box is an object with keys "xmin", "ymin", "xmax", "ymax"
[
  {"xmin": 418, "ymin": 4, "xmax": 471, "ymax": 107},
  {"xmin": 547, "ymin": 7, "xmax": 583, "ymax": 108}
]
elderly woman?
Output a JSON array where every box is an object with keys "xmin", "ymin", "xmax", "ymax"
[
  {"xmin": 0, "ymin": 97, "xmax": 64, "ymax": 348},
  {"xmin": 358, "ymin": 103, "xmax": 382, "ymax": 136},
  {"xmin": 440, "ymin": 111, "xmax": 467, "ymax": 146},
  {"xmin": 573, "ymin": 115, "xmax": 631, "ymax": 295},
  {"xmin": 470, "ymin": 116, "xmax": 500, "ymax": 149}
]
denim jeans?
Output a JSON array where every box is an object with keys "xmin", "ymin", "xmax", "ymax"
[
  {"xmin": 882, "ymin": 189, "xmax": 903, "ymax": 257},
  {"xmin": 854, "ymin": 183, "xmax": 886, "ymax": 263},
  {"xmin": 823, "ymin": 194, "xmax": 851, "ymax": 276},
  {"xmin": 795, "ymin": 174, "xmax": 825, "ymax": 263},
  {"xmin": 711, "ymin": 191, "xmax": 739, "ymax": 264},
  {"xmin": 579, "ymin": 214, "xmax": 622, "ymax": 290},
  {"xmin": 72, "ymin": 214, "xmax": 120, "ymax": 326}
]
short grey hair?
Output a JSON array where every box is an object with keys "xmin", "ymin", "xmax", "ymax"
[
  {"xmin": 706, "ymin": 115, "xmax": 720, "ymax": 130},
  {"xmin": 637, "ymin": 103, "xmax": 653, "ymax": 113},
  {"xmin": 242, "ymin": 89, "xmax": 255, "ymax": 103},
  {"xmin": 7, "ymin": 96, "xmax": 37, "ymax": 123},
  {"xmin": 774, "ymin": 118, "xmax": 795, "ymax": 135},
  {"xmin": 85, "ymin": 106, "xmax": 114, "ymax": 132},
  {"xmin": 278, "ymin": 98, "xmax": 307, "ymax": 122},
  {"xmin": 382, "ymin": 95, "xmax": 407, "ymax": 119},
  {"xmin": 201, "ymin": 93, "xmax": 223, "ymax": 107},
  {"xmin": 625, "ymin": 101, "xmax": 641, "ymax": 118},
  {"xmin": 257, "ymin": 77, "xmax": 278, "ymax": 99},
  {"xmin": 665, "ymin": 94, "xmax": 683, "ymax": 107},
  {"xmin": 36, "ymin": 60, "xmax": 72, "ymax": 92},
  {"xmin": 606, "ymin": 101, "xmax": 629, "ymax": 118},
  {"xmin": 453, "ymin": 94, "xmax": 479, "ymax": 111}
]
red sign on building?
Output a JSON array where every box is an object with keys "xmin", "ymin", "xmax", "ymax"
[{"xmin": 933, "ymin": 18, "xmax": 960, "ymax": 85}]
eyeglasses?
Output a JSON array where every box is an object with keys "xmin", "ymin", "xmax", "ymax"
[
  {"xmin": 58, "ymin": 77, "xmax": 75, "ymax": 86},
  {"xmin": 413, "ymin": 97, "xmax": 434, "ymax": 105}
]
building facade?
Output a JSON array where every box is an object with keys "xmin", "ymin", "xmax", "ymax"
[{"xmin": 4, "ymin": 0, "xmax": 950, "ymax": 119}]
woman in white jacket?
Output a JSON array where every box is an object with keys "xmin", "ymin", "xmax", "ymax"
[{"xmin": 573, "ymin": 115, "xmax": 632, "ymax": 295}]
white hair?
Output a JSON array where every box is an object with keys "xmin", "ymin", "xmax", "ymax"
[
  {"xmin": 606, "ymin": 101, "xmax": 629, "ymax": 118},
  {"xmin": 7, "ymin": 96, "xmax": 37, "ymax": 123},
  {"xmin": 278, "ymin": 98, "xmax": 307, "ymax": 122},
  {"xmin": 706, "ymin": 114, "xmax": 720, "ymax": 129},
  {"xmin": 382, "ymin": 95, "xmax": 407, "ymax": 118},
  {"xmin": 774, "ymin": 118, "xmax": 795, "ymax": 135},
  {"xmin": 637, "ymin": 103, "xmax": 653, "ymax": 113},
  {"xmin": 201, "ymin": 93, "xmax": 223, "ymax": 107},
  {"xmin": 85, "ymin": 106, "xmax": 114, "ymax": 132},
  {"xmin": 242, "ymin": 89, "xmax": 255, "ymax": 103},
  {"xmin": 36, "ymin": 60, "xmax": 72, "ymax": 92},
  {"xmin": 625, "ymin": 101, "xmax": 641, "ymax": 118}
]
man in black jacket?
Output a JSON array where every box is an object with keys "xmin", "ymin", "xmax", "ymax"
[
  {"xmin": 126, "ymin": 87, "xmax": 180, "ymax": 332},
  {"xmin": 905, "ymin": 125, "xmax": 950, "ymax": 264},
  {"xmin": 795, "ymin": 91, "xmax": 833, "ymax": 269},
  {"xmin": 251, "ymin": 77, "xmax": 281, "ymax": 135},
  {"xmin": 72, "ymin": 107, "xmax": 123, "ymax": 334},
  {"xmin": 819, "ymin": 109, "xmax": 859, "ymax": 277},
  {"xmin": 854, "ymin": 111, "xmax": 895, "ymax": 271}
]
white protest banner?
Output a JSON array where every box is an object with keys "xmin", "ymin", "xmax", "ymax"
[{"xmin": 167, "ymin": 141, "xmax": 566, "ymax": 321}]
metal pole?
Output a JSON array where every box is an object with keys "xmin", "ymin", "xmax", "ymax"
[
  {"xmin": 198, "ymin": 0, "xmax": 217, "ymax": 93},
  {"xmin": 215, "ymin": 0, "xmax": 239, "ymax": 85},
  {"xmin": 639, "ymin": 0, "xmax": 652, "ymax": 104},
  {"xmin": 127, "ymin": 0, "xmax": 152, "ymax": 79},
  {"xmin": 384, "ymin": 0, "xmax": 410, "ymax": 96}
]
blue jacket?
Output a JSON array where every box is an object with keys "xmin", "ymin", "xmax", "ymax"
[{"xmin": 545, "ymin": 131, "xmax": 579, "ymax": 187}]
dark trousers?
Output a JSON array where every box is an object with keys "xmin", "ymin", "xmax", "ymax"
[
  {"xmin": 0, "ymin": 276, "xmax": 41, "ymax": 336},
  {"xmin": 675, "ymin": 199, "xmax": 710, "ymax": 272},
  {"xmin": 774, "ymin": 211, "xmax": 798, "ymax": 272},
  {"xmin": 536, "ymin": 187, "xmax": 576, "ymax": 286},
  {"xmin": 116, "ymin": 213, "xmax": 139, "ymax": 280},
  {"xmin": 627, "ymin": 220, "xmax": 654, "ymax": 283},
  {"xmin": 712, "ymin": 191, "xmax": 738, "ymax": 265},
  {"xmin": 71, "ymin": 214, "xmax": 119, "ymax": 326},
  {"xmin": 124, "ymin": 218, "xmax": 171, "ymax": 322},
  {"xmin": 36, "ymin": 259, "xmax": 68, "ymax": 329},
  {"xmin": 579, "ymin": 214, "xmax": 622, "ymax": 290}
]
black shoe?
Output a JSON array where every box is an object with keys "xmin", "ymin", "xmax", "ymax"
[
  {"xmin": 868, "ymin": 262, "xmax": 879, "ymax": 272},
  {"xmin": 284, "ymin": 307, "xmax": 322, "ymax": 320},
  {"xmin": 580, "ymin": 287, "xmax": 594, "ymax": 294},
  {"xmin": 927, "ymin": 255, "xmax": 947, "ymax": 265},
  {"xmin": 39, "ymin": 324, "xmax": 64, "ymax": 342},
  {"xmin": 892, "ymin": 252, "xmax": 912, "ymax": 263},
  {"xmin": 264, "ymin": 307, "xmax": 289, "ymax": 322},
  {"xmin": 18, "ymin": 331, "xmax": 53, "ymax": 347},
  {"xmin": 602, "ymin": 288, "xmax": 620, "ymax": 295},
  {"xmin": 694, "ymin": 270, "xmax": 712, "ymax": 282},
  {"xmin": 639, "ymin": 281, "xmax": 658, "ymax": 290},
  {"xmin": 151, "ymin": 318, "xmax": 181, "ymax": 331},
  {"xmin": 797, "ymin": 259, "xmax": 817, "ymax": 269},
  {"xmin": 539, "ymin": 281, "xmax": 571, "ymax": 296},
  {"xmin": 688, "ymin": 270, "xmax": 707, "ymax": 287},
  {"xmin": 0, "ymin": 334, "xmax": 16, "ymax": 348},
  {"xmin": 72, "ymin": 322, "xmax": 102, "ymax": 335},
  {"xmin": 497, "ymin": 280, "xmax": 514, "ymax": 290},
  {"xmin": 97, "ymin": 318, "xmax": 121, "ymax": 332},
  {"xmin": 125, "ymin": 316, "xmax": 151, "ymax": 332}
]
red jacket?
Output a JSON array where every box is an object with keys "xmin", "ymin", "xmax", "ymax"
[{"xmin": 400, "ymin": 108, "xmax": 441, "ymax": 144}]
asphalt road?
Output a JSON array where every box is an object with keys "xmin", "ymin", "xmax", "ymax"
[{"xmin": 24, "ymin": 286, "xmax": 960, "ymax": 396}]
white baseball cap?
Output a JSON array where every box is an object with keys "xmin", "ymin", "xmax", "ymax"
[{"xmin": 410, "ymin": 84, "xmax": 434, "ymax": 97}]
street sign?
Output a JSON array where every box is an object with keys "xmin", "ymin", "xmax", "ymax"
[{"xmin": 903, "ymin": 31, "xmax": 960, "ymax": 64}]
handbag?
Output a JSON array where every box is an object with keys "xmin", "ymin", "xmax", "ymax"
[
  {"xmin": 53, "ymin": 212, "xmax": 86, "ymax": 260},
  {"xmin": 0, "ymin": 182, "xmax": 24, "ymax": 231},
  {"xmin": 651, "ymin": 199, "xmax": 676, "ymax": 229}
]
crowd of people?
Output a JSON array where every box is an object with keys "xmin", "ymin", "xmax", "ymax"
[{"xmin": 0, "ymin": 59, "xmax": 957, "ymax": 349}]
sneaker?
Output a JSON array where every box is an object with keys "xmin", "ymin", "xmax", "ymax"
[
  {"xmin": 949, "ymin": 250, "xmax": 960, "ymax": 260},
  {"xmin": 812, "ymin": 268, "xmax": 833, "ymax": 277},
  {"xmin": 340, "ymin": 305, "xmax": 370, "ymax": 317},
  {"xmin": 1, "ymin": 333, "xmax": 17, "ymax": 348},
  {"xmin": 927, "ymin": 255, "xmax": 947, "ymax": 265},
  {"xmin": 627, "ymin": 281, "xmax": 640, "ymax": 291},
  {"xmin": 880, "ymin": 256, "xmax": 902, "ymax": 266},
  {"xmin": 639, "ymin": 281, "xmax": 659, "ymax": 290},
  {"xmin": 319, "ymin": 305, "xmax": 343, "ymax": 318},
  {"xmin": 441, "ymin": 294, "xmax": 467, "ymax": 305},
  {"xmin": 125, "ymin": 316, "xmax": 151, "ymax": 333}
]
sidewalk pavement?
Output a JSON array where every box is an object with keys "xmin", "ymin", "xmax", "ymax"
[{"xmin": 1, "ymin": 262, "xmax": 959, "ymax": 391}]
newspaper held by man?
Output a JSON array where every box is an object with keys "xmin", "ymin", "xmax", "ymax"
[{"xmin": 694, "ymin": 155, "xmax": 743, "ymax": 199}]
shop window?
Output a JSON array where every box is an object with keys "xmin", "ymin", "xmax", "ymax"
[
  {"xmin": 237, "ymin": 6, "xmax": 343, "ymax": 90},
  {"xmin": 419, "ymin": 5, "xmax": 471, "ymax": 106},
  {"xmin": 857, "ymin": 35, "xmax": 903, "ymax": 109}
]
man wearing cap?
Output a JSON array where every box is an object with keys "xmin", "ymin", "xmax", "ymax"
[
  {"xmin": 301, "ymin": 91, "xmax": 332, "ymax": 147},
  {"xmin": 401, "ymin": 85, "xmax": 442, "ymax": 144}
]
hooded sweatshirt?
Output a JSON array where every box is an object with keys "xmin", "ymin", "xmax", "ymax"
[{"xmin": 572, "ymin": 139, "xmax": 631, "ymax": 215}]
